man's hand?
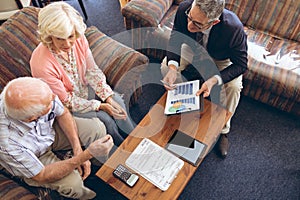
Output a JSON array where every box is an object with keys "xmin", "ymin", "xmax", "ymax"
[
  {"xmin": 196, "ymin": 77, "xmax": 218, "ymax": 97},
  {"xmin": 162, "ymin": 64, "xmax": 177, "ymax": 90},
  {"xmin": 98, "ymin": 97, "xmax": 127, "ymax": 120},
  {"xmin": 77, "ymin": 160, "xmax": 91, "ymax": 180},
  {"xmin": 72, "ymin": 148, "xmax": 91, "ymax": 180},
  {"xmin": 87, "ymin": 135, "xmax": 114, "ymax": 158}
]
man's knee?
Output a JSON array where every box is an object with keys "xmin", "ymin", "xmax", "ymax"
[
  {"xmin": 74, "ymin": 117, "xmax": 107, "ymax": 146},
  {"xmin": 90, "ymin": 118, "xmax": 107, "ymax": 139},
  {"xmin": 225, "ymin": 76, "xmax": 243, "ymax": 95},
  {"xmin": 57, "ymin": 171, "xmax": 96, "ymax": 199}
]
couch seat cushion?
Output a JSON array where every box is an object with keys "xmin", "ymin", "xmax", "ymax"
[{"xmin": 243, "ymin": 27, "xmax": 300, "ymax": 115}]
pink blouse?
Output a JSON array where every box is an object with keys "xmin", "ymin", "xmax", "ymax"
[{"xmin": 30, "ymin": 35, "xmax": 114, "ymax": 113}]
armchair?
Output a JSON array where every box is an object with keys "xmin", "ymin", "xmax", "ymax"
[{"xmin": 122, "ymin": 0, "xmax": 183, "ymax": 61}]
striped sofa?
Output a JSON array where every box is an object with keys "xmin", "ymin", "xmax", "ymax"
[
  {"xmin": 0, "ymin": 6, "xmax": 148, "ymax": 199},
  {"xmin": 122, "ymin": 0, "xmax": 300, "ymax": 116}
]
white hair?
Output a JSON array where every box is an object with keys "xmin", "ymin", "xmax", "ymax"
[{"xmin": 2, "ymin": 77, "xmax": 51, "ymax": 121}]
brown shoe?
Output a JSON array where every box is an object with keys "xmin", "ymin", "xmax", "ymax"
[{"xmin": 218, "ymin": 134, "xmax": 229, "ymax": 158}]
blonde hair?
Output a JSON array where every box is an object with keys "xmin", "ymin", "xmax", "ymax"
[{"xmin": 38, "ymin": 2, "xmax": 86, "ymax": 48}]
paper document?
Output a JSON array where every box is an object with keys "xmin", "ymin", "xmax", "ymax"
[
  {"xmin": 125, "ymin": 138, "xmax": 184, "ymax": 191},
  {"xmin": 164, "ymin": 80, "xmax": 202, "ymax": 115}
]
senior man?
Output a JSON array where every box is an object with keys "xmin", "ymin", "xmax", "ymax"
[{"xmin": 0, "ymin": 77, "xmax": 114, "ymax": 199}]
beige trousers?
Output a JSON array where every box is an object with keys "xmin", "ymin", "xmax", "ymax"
[
  {"xmin": 24, "ymin": 117, "xmax": 106, "ymax": 199},
  {"xmin": 161, "ymin": 44, "xmax": 243, "ymax": 134}
]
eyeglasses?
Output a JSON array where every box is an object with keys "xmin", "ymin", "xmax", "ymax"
[{"xmin": 185, "ymin": 7, "xmax": 213, "ymax": 30}]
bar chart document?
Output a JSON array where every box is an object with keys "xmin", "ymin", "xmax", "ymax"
[{"xmin": 164, "ymin": 80, "xmax": 202, "ymax": 115}]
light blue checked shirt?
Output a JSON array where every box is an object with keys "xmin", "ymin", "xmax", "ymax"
[{"xmin": 0, "ymin": 95, "xmax": 64, "ymax": 178}]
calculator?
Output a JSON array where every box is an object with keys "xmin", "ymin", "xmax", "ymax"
[{"xmin": 113, "ymin": 164, "xmax": 139, "ymax": 187}]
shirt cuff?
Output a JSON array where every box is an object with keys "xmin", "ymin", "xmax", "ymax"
[
  {"xmin": 168, "ymin": 60, "xmax": 179, "ymax": 69},
  {"xmin": 213, "ymin": 75, "xmax": 223, "ymax": 85},
  {"xmin": 92, "ymin": 100, "xmax": 101, "ymax": 111}
]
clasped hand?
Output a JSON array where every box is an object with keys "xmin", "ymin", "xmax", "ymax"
[{"xmin": 98, "ymin": 97, "xmax": 127, "ymax": 120}]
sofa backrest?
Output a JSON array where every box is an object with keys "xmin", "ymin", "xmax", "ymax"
[
  {"xmin": 0, "ymin": 7, "xmax": 40, "ymax": 92},
  {"xmin": 122, "ymin": 0, "xmax": 175, "ymax": 27},
  {"xmin": 247, "ymin": 0, "xmax": 299, "ymax": 42},
  {"xmin": 225, "ymin": 0, "xmax": 256, "ymax": 25},
  {"xmin": 226, "ymin": 0, "xmax": 300, "ymax": 42}
]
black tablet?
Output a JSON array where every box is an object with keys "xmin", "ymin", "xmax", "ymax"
[{"xmin": 165, "ymin": 130, "xmax": 207, "ymax": 166}]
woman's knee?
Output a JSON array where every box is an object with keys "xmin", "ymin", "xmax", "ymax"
[{"xmin": 96, "ymin": 112, "xmax": 117, "ymax": 130}]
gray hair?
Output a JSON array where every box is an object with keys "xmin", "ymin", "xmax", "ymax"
[
  {"xmin": 194, "ymin": 0, "xmax": 225, "ymax": 20},
  {"xmin": 2, "ymin": 77, "xmax": 51, "ymax": 121}
]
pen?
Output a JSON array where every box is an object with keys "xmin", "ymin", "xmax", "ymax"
[{"xmin": 160, "ymin": 80, "xmax": 177, "ymax": 88}]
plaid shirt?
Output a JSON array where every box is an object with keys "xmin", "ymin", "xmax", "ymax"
[{"xmin": 0, "ymin": 95, "xmax": 64, "ymax": 178}]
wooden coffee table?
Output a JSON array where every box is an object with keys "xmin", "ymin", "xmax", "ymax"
[{"xmin": 96, "ymin": 93, "xmax": 231, "ymax": 199}]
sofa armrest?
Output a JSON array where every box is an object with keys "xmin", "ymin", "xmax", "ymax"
[
  {"xmin": 122, "ymin": 0, "xmax": 174, "ymax": 28},
  {"xmin": 85, "ymin": 26, "xmax": 149, "ymax": 105},
  {"xmin": 0, "ymin": 173, "xmax": 36, "ymax": 199}
]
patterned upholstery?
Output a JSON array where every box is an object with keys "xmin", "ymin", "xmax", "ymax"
[
  {"xmin": 244, "ymin": 27, "xmax": 300, "ymax": 115},
  {"xmin": 122, "ymin": 0, "xmax": 300, "ymax": 116},
  {"xmin": 225, "ymin": 0, "xmax": 256, "ymax": 24},
  {"xmin": 246, "ymin": 0, "xmax": 300, "ymax": 42},
  {"xmin": 0, "ymin": 7, "xmax": 39, "ymax": 91},
  {"xmin": 225, "ymin": 0, "xmax": 300, "ymax": 115},
  {"xmin": 0, "ymin": 6, "xmax": 148, "ymax": 199},
  {"xmin": 85, "ymin": 26, "xmax": 148, "ymax": 104},
  {"xmin": 122, "ymin": 0, "xmax": 178, "ymax": 61},
  {"xmin": 0, "ymin": 174, "xmax": 37, "ymax": 200},
  {"xmin": 122, "ymin": 0, "xmax": 174, "ymax": 27}
]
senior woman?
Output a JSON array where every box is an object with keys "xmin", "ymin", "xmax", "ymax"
[{"xmin": 30, "ymin": 2, "xmax": 134, "ymax": 146}]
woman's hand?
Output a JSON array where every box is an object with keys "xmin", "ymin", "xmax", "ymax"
[{"xmin": 99, "ymin": 97, "xmax": 127, "ymax": 120}]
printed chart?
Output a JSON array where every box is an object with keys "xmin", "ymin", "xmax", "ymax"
[{"xmin": 164, "ymin": 80, "xmax": 200, "ymax": 115}]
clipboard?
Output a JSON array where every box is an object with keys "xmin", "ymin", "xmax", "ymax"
[
  {"xmin": 125, "ymin": 138, "xmax": 184, "ymax": 191},
  {"xmin": 164, "ymin": 80, "xmax": 204, "ymax": 115}
]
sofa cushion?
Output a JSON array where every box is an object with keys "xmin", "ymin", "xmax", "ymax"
[
  {"xmin": 0, "ymin": 7, "xmax": 39, "ymax": 92},
  {"xmin": 243, "ymin": 27, "xmax": 300, "ymax": 115}
]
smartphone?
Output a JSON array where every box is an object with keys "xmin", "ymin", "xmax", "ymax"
[{"xmin": 113, "ymin": 164, "xmax": 139, "ymax": 187}]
